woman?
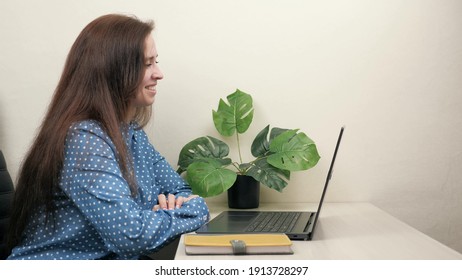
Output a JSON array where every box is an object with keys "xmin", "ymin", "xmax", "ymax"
[{"xmin": 7, "ymin": 14, "xmax": 209, "ymax": 260}]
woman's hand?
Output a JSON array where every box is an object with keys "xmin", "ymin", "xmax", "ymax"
[{"xmin": 152, "ymin": 194, "xmax": 199, "ymax": 211}]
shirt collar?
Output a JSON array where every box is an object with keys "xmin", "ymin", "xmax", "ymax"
[{"xmin": 124, "ymin": 122, "xmax": 138, "ymax": 144}]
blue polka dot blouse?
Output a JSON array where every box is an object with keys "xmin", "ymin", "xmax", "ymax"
[{"xmin": 8, "ymin": 120, "xmax": 209, "ymax": 260}]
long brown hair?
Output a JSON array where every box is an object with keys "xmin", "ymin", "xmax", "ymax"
[{"xmin": 7, "ymin": 14, "xmax": 154, "ymax": 251}]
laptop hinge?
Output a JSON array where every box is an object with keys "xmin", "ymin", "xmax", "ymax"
[{"xmin": 304, "ymin": 213, "xmax": 316, "ymax": 233}]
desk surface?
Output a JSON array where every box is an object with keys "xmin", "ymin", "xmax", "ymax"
[{"xmin": 174, "ymin": 202, "xmax": 462, "ymax": 260}]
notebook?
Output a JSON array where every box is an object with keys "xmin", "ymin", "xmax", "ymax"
[
  {"xmin": 195, "ymin": 126, "xmax": 345, "ymax": 240},
  {"xmin": 184, "ymin": 234, "xmax": 293, "ymax": 255}
]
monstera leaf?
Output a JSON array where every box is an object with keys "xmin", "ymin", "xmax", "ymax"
[
  {"xmin": 267, "ymin": 130, "xmax": 320, "ymax": 171},
  {"xmin": 186, "ymin": 159, "xmax": 237, "ymax": 197},
  {"xmin": 243, "ymin": 159, "xmax": 290, "ymax": 192},
  {"xmin": 251, "ymin": 125, "xmax": 289, "ymax": 158},
  {"xmin": 177, "ymin": 136, "xmax": 231, "ymax": 174},
  {"xmin": 212, "ymin": 89, "xmax": 254, "ymax": 137}
]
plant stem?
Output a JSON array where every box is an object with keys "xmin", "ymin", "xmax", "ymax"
[
  {"xmin": 232, "ymin": 162, "xmax": 243, "ymax": 173},
  {"xmin": 236, "ymin": 132, "xmax": 243, "ymax": 164},
  {"xmin": 242, "ymin": 156, "xmax": 267, "ymax": 173}
]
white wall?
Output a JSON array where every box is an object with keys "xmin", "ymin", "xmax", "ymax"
[{"xmin": 1, "ymin": 0, "xmax": 461, "ymax": 254}]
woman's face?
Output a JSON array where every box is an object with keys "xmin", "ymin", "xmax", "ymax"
[{"xmin": 132, "ymin": 35, "xmax": 164, "ymax": 109}]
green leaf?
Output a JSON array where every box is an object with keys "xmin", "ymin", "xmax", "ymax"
[
  {"xmin": 269, "ymin": 127, "xmax": 290, "ymax": 141},
  {"xmin": 186, "ymin": 160, "xmax": 237, "ymax": 197},
  {"xmin": 267, "ymin": 130, "xmax": 320, "ymax": 171},
  {"xmin": 251, "ymin": 125, "xmax": 290, "ymax": 157},
  {"xmin": 212, "ymin": 89, "xmax": 254, "ymax": 136},
  {"xmin": 251, "ymin": 125, "xmax": 270, "ymax": 157},
  {"xmin": 177, "ymin": 136, "xmax": 231, "ymax": 174},
  {"xmin": 245, "ymin": 159, "xmax": 290, "ymax": 192}
]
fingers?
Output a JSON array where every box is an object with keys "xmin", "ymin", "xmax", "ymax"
[
  {"xmin": 175, "ymin": 196, "xmax": 184, "ymax": 209},
  {"xmin": 157, "ymin": 194, "xmax": 167, "ymax": 210},
  {"xmin": 185, "ymin": 195, "xmax": 199, "ymax": 202},
  {"xmin": 152, "ymin": 194, "xmax": 200, "ymax": 211},
  {"xmin": 167, "ymin": 194, "xmax": 175, "ymax": 210},
  {"xmin": 156, "ymin": 194, "xmax": 175, "ymax": 210}
]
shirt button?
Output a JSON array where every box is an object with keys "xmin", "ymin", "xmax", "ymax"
[{"xmin": 148, "ymin": 195, "xmax": 152, "ymax": 201}]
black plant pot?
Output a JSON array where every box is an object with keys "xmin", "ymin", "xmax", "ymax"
[{"xmin": 227, "ymin": 175, "xmax": 260, "ymax": 209}]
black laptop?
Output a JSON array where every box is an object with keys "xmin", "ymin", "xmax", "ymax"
[{"xmin": 196, "ymin": 126, "xmax": 345, "ymax": 240}]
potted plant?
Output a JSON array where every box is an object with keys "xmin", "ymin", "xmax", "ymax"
[{"xmin": 176, "ymin": 89, "xmax": 320, "ymax": 208}]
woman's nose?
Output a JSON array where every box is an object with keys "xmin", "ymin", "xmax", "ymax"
[{"xmin": 152, "ymin": 67, "xmax": 164, "ymax": 80}]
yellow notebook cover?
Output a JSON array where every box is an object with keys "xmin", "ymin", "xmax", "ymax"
[{"xmin": 184, "ymin": 234, "xmax": 293, "ymax": 255}]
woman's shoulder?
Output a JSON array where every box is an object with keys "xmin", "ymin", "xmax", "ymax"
[
  {"xmin": 70, "ymin": 120, "xmax": 104, "ymax": 132},
  {"xmin": 67, "ymin": 120, "xmax": 111, "ymax": 141},
  {"xmin": 65, "ymin": 120, "xmax": 115, "ymax": 151}
]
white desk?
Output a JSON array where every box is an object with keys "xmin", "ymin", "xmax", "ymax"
[{"xmin": 174, "ymin": 202, "xmax": 462, "ymax": 260}]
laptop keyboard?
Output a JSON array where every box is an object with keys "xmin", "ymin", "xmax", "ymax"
[{"xmin": 245, "ymin": 212, "xmax": 302, "ymax": 233}]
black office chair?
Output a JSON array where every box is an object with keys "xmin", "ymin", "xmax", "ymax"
[{"xmin": 0, "ymin": 150, "xmax": 15, "ymax": 259}]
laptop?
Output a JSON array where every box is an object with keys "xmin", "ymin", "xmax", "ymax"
[{"xmin": 196, "ymin": 126, "xmax": 345, "ymax": 240}]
